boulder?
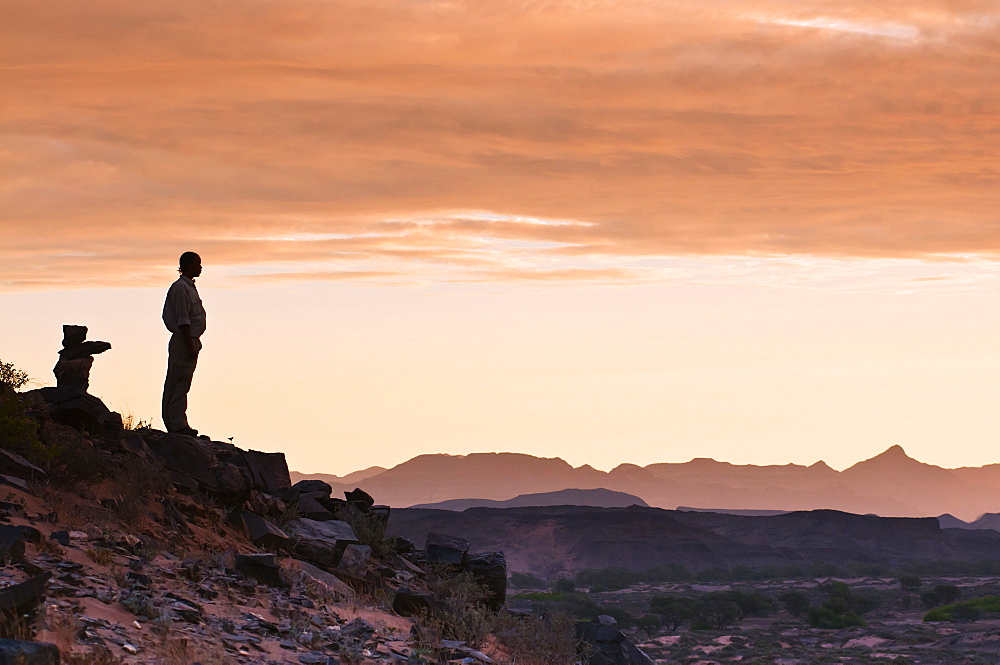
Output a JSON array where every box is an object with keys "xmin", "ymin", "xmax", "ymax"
[
  {"xmin": 248, "ymin": 490, "xmax": 286, "ymax": 517},
  {"xmin": 291, "ymin": 479, "xmax": 333, "ymax": 497},
  {"xmin": 465, "ymin": 552, "xmax": 507, "ymax": 611},
  {"xmin": 424, "ymin": 532, "xmax": 470, "ymax": 566},
  {"xmin": 23, "ymin": 387, "xmax": 122, "ymax": 433},
  {"xmin": 284, "ymin": 519, "xmax": 358, "ymax": 568},
  {"xmin": 212, "ymin": 462, "xmax": 253, "ymax": 503},
  {"xmin": 238, "ymin": 450, "xmax": 290, "ymax": 493},
  {"xmin": 0, "ymin": 640, "xmax": 60, "ymax": 665},
  {"xmin": 119, "ymin": 433, "xmax": 154, "ymax": 459},
  {"xmin": 0, "ymin": 527, "xmax": 25, "ymax": 565},
  {"xmin": 575, "ymin": 620, "xmax": 654, "ymax": 665},
  {"xmin": 0, "ymin": 476, "xmax": 29, "ymax": 494},
  {"xmin": 336, "ymin": 544, "xmax": 371, "ymax": 578},
  {"xmin": 0, "ymin": 573, "xmax": 51, "ymax": 641},
  {"xmin": 235, "ymin": 554, "xmax": 284, "ymax": 587},
  {"xmin": 391, "ymin": 587, "xmax": 440, "ymax": 617},
  {"xmin": 388, "ymin": 536, "xmax": 416, "ymax": 554},
  {"xmin": 141, "ymin": 433, "xmax": 218, "ymax": 492},
  {"xmin": 229, "ymin": 510, "xmax": 289, "ymax": 550},
  {"xmin": 344, "ymin": 488, "xmax": 375, "ymax": 510},
  {"xmin": 281, "ymin": 560, "xmax": 353, "ymax": 598},
  {"xmin": 0, "ymin": 449, "xmax": 46, "ymax": 480},
  {"xmin": 297, "ymin": 495, "xmax": 335, "ymax": 521}
]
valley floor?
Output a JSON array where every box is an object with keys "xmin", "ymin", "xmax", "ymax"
[{"xmin": 586, "ymin": 577, "xmax": 1000, "ymax": 664}]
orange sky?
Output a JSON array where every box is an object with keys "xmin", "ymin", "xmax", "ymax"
[{"xmin": 2, "ymin": 0, "xmax": 999, "ymax": 475}]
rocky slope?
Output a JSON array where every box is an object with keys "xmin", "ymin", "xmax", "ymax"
[{"xmin": 0, "ymin": 380, "xmax": 593, "ymax": 664}]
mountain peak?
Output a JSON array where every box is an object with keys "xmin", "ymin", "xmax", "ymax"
[{"xmin": 876, "ymin": 444, "xmax": 910, "ymax": 460}]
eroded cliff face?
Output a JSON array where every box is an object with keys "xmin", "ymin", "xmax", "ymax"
[{"xmin": 388, "ymin": 505, "xmax": 1000, "ymax": 578}]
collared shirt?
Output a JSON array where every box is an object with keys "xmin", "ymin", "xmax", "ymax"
[{"xmin": 162, "ymin": 275, "xmax": 207, "ymax": 337}]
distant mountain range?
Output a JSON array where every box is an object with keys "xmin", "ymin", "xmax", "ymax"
[
  {"xmin": 294, "ymin": 445, "xmax": 1000, "ymax": 521},
  {"xmin": 409, "ymin": 488, "xmax": 648, "ymax": 511}
]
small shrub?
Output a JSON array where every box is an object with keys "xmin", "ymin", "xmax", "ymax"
[
  {"xmin": 330, "ymin": 504, "xmax": 393, "ymax": 559},
  {"xmin": 636, "ymin": 613, "xmax": 663, "ymax": 638},
  {"xmin": 509, "ymin": 572, "xmax": 548, "ymax": 589},
  {"xmin": 923, "ymin": 596, "xmax": 1000, "ymax": 623},
  {"xmin": 807, "ymin": 582, "xmax": 869, "ymax": 628},
  {"xmin": 0, "ymin": 359, "xmax": 30, "ymax": 390},
  {"xmin": 419, "ymin": 565, "xmax": 494, "ymax": 648},
  {"xmin": 808, "ymin": 605, "xmax": 865, "ymax": 629},
  {"xmin": 0, "ymin": 384, "xmax": 43, "ymax": 462},
  {"xmin": 779, "ymin": 591, "xmax": 810, "ymax": 617},
  {"xmin": 554, "ymin": 578, "xmax": 576, "ymax": 593},
  {"xmin": 650, "ymin": 595, "xmax": 696, "ymax": 630},
  {"xmin": 492, "ymin": 612, "xmax": 583, "ymax": 665},
  {"xmin": 86, "ymin": 548, "xmax": 115, "ymax": 566}
]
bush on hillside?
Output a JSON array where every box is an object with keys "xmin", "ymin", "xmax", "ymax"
[{"xmin": 0, "ymin": 358, "xmax": 44, "ymax": 461}]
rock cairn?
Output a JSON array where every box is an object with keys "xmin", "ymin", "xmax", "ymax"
[
  {"xmin": 22, "ymin": 325, "xmax": 122, "ymax": 432},
  {"xmin": 52, "ymin": 325, "xmax": 112, "ymax": 392}
]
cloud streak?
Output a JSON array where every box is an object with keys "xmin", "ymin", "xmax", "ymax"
[{"xmin": 2, "ymin": 0, "xmax": 998, "ymax": 290}]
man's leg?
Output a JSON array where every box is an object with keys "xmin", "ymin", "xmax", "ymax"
[{"xmin": 162, "ymin": 334, "xmax": 198, "ymax": 432}]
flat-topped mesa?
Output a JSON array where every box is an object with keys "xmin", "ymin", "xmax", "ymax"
[{"xmin": 53, "ymin": 324, "xmax": 112, "ymax": 391}]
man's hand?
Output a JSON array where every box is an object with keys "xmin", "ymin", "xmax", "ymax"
[{"xmin": 179, "ymin": 324, "xmax": 199, "ymax": 360}]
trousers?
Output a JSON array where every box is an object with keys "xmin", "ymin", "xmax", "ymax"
[{"xmin": 162, "ymin": 334, "xmax": 201, "ymax": 432}]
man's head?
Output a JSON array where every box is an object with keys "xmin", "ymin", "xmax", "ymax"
[{"xmin": 178, "ymin": 252, "xmax": 202, "ymax": 278}]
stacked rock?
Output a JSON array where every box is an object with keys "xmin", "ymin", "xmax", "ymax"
[
  {"xmin": 22, "ymin": 325, "xmax": 121, "ymax": 432},
  {"xmin": 53, "ymin": 325, "xmax": 112, "ymax": 391}
]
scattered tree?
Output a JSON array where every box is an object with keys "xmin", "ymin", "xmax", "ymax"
[{"xmin": 779, "ymin": 591, "xmax": 810, "ymax": 617}]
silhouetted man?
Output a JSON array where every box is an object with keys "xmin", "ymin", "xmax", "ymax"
[{"xmin": 162, "ymin": 252, "xmax": 206, "ymax": 436}]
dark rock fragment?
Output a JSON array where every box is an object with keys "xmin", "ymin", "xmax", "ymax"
[
  {"xmin": 0, "ymin": 476, "xmax": 29, "ymax": 494},
  {"xmin": 344, "ymin": 488, "xmax": 374, "ymax": 510},
  {"xmin": 284, "ymin": 519, "xmax": 358, "ymax": 567},
  {"xmin": 575, "ymin": 619, "xmax": 654, "ymax": 665},
  {"xmin": 0, "ymin": 525, "xmax": 27, "ymax": 564},
  {"xmin": 336, "ymin": 544, "xmax": 371, "ymax": 578},
  {"xmin": 0, "ymin": 640, "xmax": 60, "ymax": 665},
  {"xmin": 339, "ymin": 618, "xmax": 375, "ymax": 644},
  {"xmin": 424, "ymin": 532, "xmax": 470, "ymax": 566},
  {"xmin": 15, "ymin": 526, "xmax": 41, "ymax": 545},
  {"xmin": 0, "ymin": 573, "xmax": 51, "ymax": 640},
  {"xmin": 228, "ymin": 510, "xmax": 289, "ymax": 550},
  {"xmin": 465, "ymin": 551, "xmax": 507, "ymax": 611},
  {"xmin": 161, "ymin": 498, "xmax": 192, "ymax": 534},
  {"xmin": 238, "ymin": 449, "xmax": 291, "ymax": 493},
  {"xmin": 291, "ymin": 480, "xmax": 333, "ymax": 496},
  {"xmin": 22, "ymin": 387, "xmax": 122, "ymax": 433},
  {"xmin": 49, "ymin": 531, "xmax": 70, "ymax": 547},
  {"xmin": 297, "ymin": 495, "xmax": 335, "ymax": 521},
  {"xmin": 145, "ymin": 434, "xmax": 218, "ymax": 492},
  {"xmin": 387, "ymin": 536, "xmax": 415, "ymax": 554},
  {"xmin": 391, "ymin": 587, "xmax": 440, "ymax": 617},
  {"xmin": 0, "ymin": 449, "xmax": 45, "ymax": 481}
]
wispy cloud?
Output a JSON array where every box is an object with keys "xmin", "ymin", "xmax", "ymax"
[{"xmin": 2, "ymin": 0, "xmax": 998, "ymax": 291}]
